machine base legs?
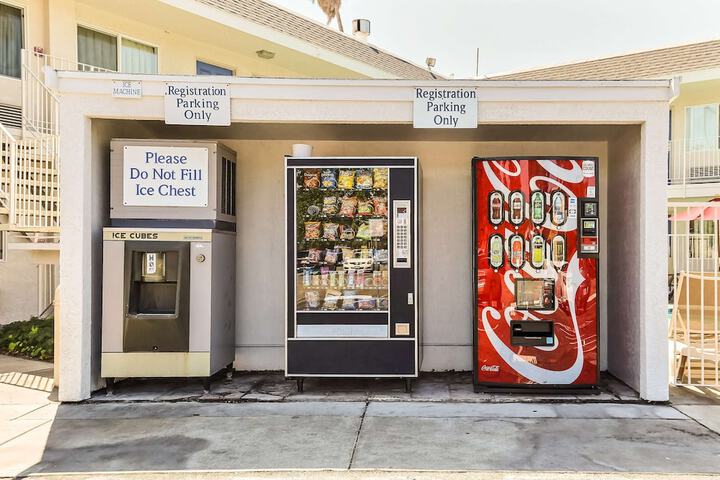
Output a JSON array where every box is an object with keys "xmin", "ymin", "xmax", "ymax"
[
  {"xmin": 404, "ymin": 378, "xmax": 413, "ymax": 393},
  {"xmin": 105, "ymin": 377, "xmax": 115, "ymax": 396},
  {"xmin": 203, "ymin": 377, "xmax": 211, "ymax": 393},
  {"xmin": 225, "ymin": 363, "xmax": 234, "ymax": 380},
  {"xmin": 296, "ymin": 378, "xmax": 304, "ymax": 393}
]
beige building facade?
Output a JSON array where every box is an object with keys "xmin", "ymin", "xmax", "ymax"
[{"xmin": 0, "ymin": 0, "xmax": 433, "ymax": 324}]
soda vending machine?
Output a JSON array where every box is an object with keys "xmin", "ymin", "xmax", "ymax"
[
  {"xmin": 285, "ymin": 157, "xmax": 420, "ymax": 392},
  {"xmin": 472, "ymin": 156, "xmax": 600, "ymax": 391}
]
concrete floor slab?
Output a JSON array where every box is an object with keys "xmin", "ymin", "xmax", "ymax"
[
  {"xmin": 0, "ymin": 419, "xmax": 53, "ymax": 477},
  {"xmin": 54, "ymin": 401, "xmax": 366, "ymax": 420},
  {"xmin": 352, "ymin": 416, "xmax": 720, "ymax": 472},
  {"xmin": 675, "ymin": 405, "xmax": 720, "ymax": 435},
  {"xmin": 26, "ymin": 415, "xmax": 361, "ymax": 474}
]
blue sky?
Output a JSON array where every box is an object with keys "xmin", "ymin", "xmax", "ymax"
[{"xmin": 270, "ymin": 0, "xmax": 720, "ymax": 78}]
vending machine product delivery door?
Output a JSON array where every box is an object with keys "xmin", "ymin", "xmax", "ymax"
[
  {"xmin": 285, "ymin": 157, "xmax": 420, "ymax": 392},
  {"xmin": 472, "ymin": 157, "xmax": 599, "ymax": 391}
]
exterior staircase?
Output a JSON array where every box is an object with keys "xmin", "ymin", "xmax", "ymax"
[{"xmin": 0, "ymin": 49, "xmax": 78, "ymax": 245}]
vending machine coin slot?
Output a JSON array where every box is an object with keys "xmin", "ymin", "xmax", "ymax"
[
  {"xmin": 392, "ymin": 200, "xmax": 411, "ymax": 268},
  {"xmin": 510, "ymin": 320, "xmax": 554, "ymax": 346}
]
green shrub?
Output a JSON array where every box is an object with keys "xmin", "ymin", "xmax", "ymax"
[{"xmin": 0, "ymin": 317, "xmax": 53, "ymax": 361}]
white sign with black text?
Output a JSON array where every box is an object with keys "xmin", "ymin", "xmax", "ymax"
[
  {"xmin": 164, "ymin": 82, "xmax": 231, "ymax": 126},
  {"xmin": 112, "ymin": 80, "xmax": 142, "ymax": 98},
  {"xmin": 413, "ymin": 87, "xmax": 477, "ymax": 128},
  {"xmin": 123, "ymin": 146, "xmax": 209, "ymax": 207}
]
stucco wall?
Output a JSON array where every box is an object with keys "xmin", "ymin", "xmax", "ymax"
[
  {"xmin": 223, "ymin": 139, "xmax": 607, "ymax": 372},
  {"xmin": 0, "ymin": 241, "xmax": 38, "ymax": 324},
  {"xmin": 671, "ymin": 79, "xmax": 720, "ymax": 143},
  {"xmin": 0, "ymin": 0, "xmax": 48, "ymax": 107}
]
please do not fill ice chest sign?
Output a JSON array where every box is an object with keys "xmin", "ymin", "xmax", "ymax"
[
  {"xmin": 123, "ymin": 146, "xmax": 209, "ymax": 207},
  {"xmin": 413, "ymin": 87, "xmax": 477, "ymax": 129}
]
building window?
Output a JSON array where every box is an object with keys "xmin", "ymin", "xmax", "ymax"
[
  {"xmin": 196, "ymin": 60, "xmax": 233, "ymax": 76},
  {"xmin": 0, "ymin": 231, "xmax": 6, "ymax": 262},
  {"xmin": 0, "ymin": 2, "xmax": 23, "ymax": 78},
  {"xmin": 121, "ymin": 38, "xmax": 157, "ymax": 74},
  {"xmin": 77, "ymin": 26, "xmax": 157, "ymax": 73},
  {"xmin": 77, "ymin": 26, "xmax": 117, "ymax": 71},
  {"xmin": 685, "ymin": 104, "xmax": 719, "ymax": 151}
]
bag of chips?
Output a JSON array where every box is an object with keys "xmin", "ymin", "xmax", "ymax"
[
  {"xmin": 373, "ymin": 249, "xmax": 389, "ymax": 263},
  {"xmin": 307, "ymin": 248, "xmax": 322, "ymax": 263},
  {"xmin": 356, "ymin": 169, "xmax": 373, "ymax": 189},
  {"xmin": 338, "ymin": 169, "xmax": 355, "ymax": 189},
  {"xmin": 305, "ymin": 290, "xmax": 321, "ymax": 309},
  {"xmin": 369, "ymin": 218, "xmax": 386, "ymax": 238},
  {"xmin": 323, "ymin": 222, "xmax": 339, "ymax": 241},
  {"xmin": 325, "ymin": 248, "xmax": 339, "ymax": 265},
  {"xmin": 357, "ymin": 296, "xmax": 376, "ymax": 311},
  {"xmin": 304, "ymin": 221, "xmax": 321, "ymax": 240},
  {"xmin": 356, "ymin": 222, "xmax": 371, "ymax": 240},
  {"xmin": 321, "ymin": 169, "xmax": 337, "ymax": 188},
  {"xmin": 339, "ymin": 196, "xmax": 358, "ymax": 217},
  {"xmin": 340, "ymin": 225, "xmax": 355, "ymax": 240},
  {"xmin": 358, "ymin": 199, "xmax": 373, "ymax": 216},
  {"xmin": 303, "ymin": 169, "xmax": 320, "ymax": 189},
  {"xmin": 373, "ymin": 168, "xmax": 388, "ymax": 189},
  {"xmin": 322, "ymin": 290, "xmax": 342, "ymax": 310},
  {"xmin": 373, "ymin": 196, "xmax": 388, "ymax": 216},
  {"xmin": 341, "ymin": 290, "xmax": 357, "ymax": 310},
  {"xmin": 322, "ymin": 196, "xmax": 338, "ymax": 215}
]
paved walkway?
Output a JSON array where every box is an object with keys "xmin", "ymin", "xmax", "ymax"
[{"xmin": 1, "ymin": 355, "xmax": 719, "ymax": 479}]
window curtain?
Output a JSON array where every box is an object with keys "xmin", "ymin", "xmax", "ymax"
[
  {"xmin": 686, "ymin": 105, "xmax": 719, "ymax": 151},
  {"xmin": 121, "ymin": 38, "xmax": 157, "ymax": 74},
  {"xmin": 77, "ymin": 26, "xmax": 117, "ymax": 71},
  {"xmin": 0, "ymin": 3, "xmax": 23, "ymax": 78}
]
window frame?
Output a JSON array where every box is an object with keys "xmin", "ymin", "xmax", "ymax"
[
  {"xmin": 684, "ymin": 103, "xmax": 720, "ymax": 150},
  {"xmin": 0, "ymin": 0, "xmax": 26, "ymax": 80},
  {"xmin": 76, "ymin": 23, "xmax": 159, "ymax": 73},
  {"xmin": 196, "ymin": 59, "xmax": 235, "ymax": 76}
]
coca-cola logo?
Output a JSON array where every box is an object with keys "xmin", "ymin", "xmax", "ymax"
[{"xmin": 480, "ymin": 364, "xmax": 500, "ymax": 372}]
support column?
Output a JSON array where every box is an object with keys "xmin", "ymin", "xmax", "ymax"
[
  {"xmin": 639, "ymin": 109, "xmax": 671, "ymax": 401},
  {"xmin": 58, "ymin": 106, "xmax": 92, "ymax": 402}
]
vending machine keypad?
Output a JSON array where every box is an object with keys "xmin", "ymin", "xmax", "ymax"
[{"xmin": 393, "ymin": 200, "xmax": 411, "ymax": 268}]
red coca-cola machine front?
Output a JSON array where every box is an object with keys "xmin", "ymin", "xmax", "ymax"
[{"xmin": 472, "ymin": 157, "xmax": 600, "ymax": 391}]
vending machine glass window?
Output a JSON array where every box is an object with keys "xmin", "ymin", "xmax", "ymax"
[{"xmin": 295, "ymin": 168, "xmax": 390, "ymax": 313}]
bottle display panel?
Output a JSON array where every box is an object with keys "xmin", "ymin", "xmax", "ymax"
[
  {"xmin": 473, "ymin": 157, "xmax": 599, "ymax": 388},
  {"xmin": 295, "ymin": 168, "xmax": 390, "ymax": 312}
]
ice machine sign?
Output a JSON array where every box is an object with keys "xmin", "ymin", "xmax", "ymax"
[
  {"xmin": 123, "ymin": 146, "xmax": 209, "ymax": 208},
  {"xmin": 393, "ymin": 201, "xmax": 411, "ymax": 268}
]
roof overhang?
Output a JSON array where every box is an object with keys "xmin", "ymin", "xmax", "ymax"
[{"xmin": 52, "ymin": 72, "xmax": 673, "ymax": 129}]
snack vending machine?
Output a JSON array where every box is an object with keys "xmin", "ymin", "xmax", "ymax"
[
  {"xmin": 472, "ymin": 157, "xmax": 599, "ymax": 391},
  {"xmin": 285, "ymin": 157, "xmax": 420, "ymax": 392}
]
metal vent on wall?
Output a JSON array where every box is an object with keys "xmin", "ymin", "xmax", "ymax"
[
  {"xmin": 221, "ymin": 155, "xmax": 236, "ymax": 217},
  {"xmin": 0, "ymin": 104, "xmax": 22, "ymax": 129}
]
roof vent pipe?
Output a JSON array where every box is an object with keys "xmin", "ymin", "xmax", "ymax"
[{"xmin": 352, "ymin": 19, "xmax": 370, "ymax": 42}]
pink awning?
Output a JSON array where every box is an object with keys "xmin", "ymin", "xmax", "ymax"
[{"xmin": 670, "ymin": 199, "xmax": 720, "ymax": 221}]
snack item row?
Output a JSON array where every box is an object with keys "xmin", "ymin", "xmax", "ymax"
[
  {"xmin": 303, "ymin": 247, "xmax": 389, "ymax": 267},
  {"xmin": 304, "ymin": 219, "xmax": 387, "ymax": 241},
  {"xmin": 304, "ymin": 290, "xmax": 389, "ymax": 311},
  {"xmin": 301, "ymin": 168, "xmax": 388, "ymax": 190},
  {"xmin": 309, "ymin": 195, "xmax": 387, "ymax": 217},
  {"xmin": 301, "ymin": 267, "xmax": 389, "ymax": 289}
]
